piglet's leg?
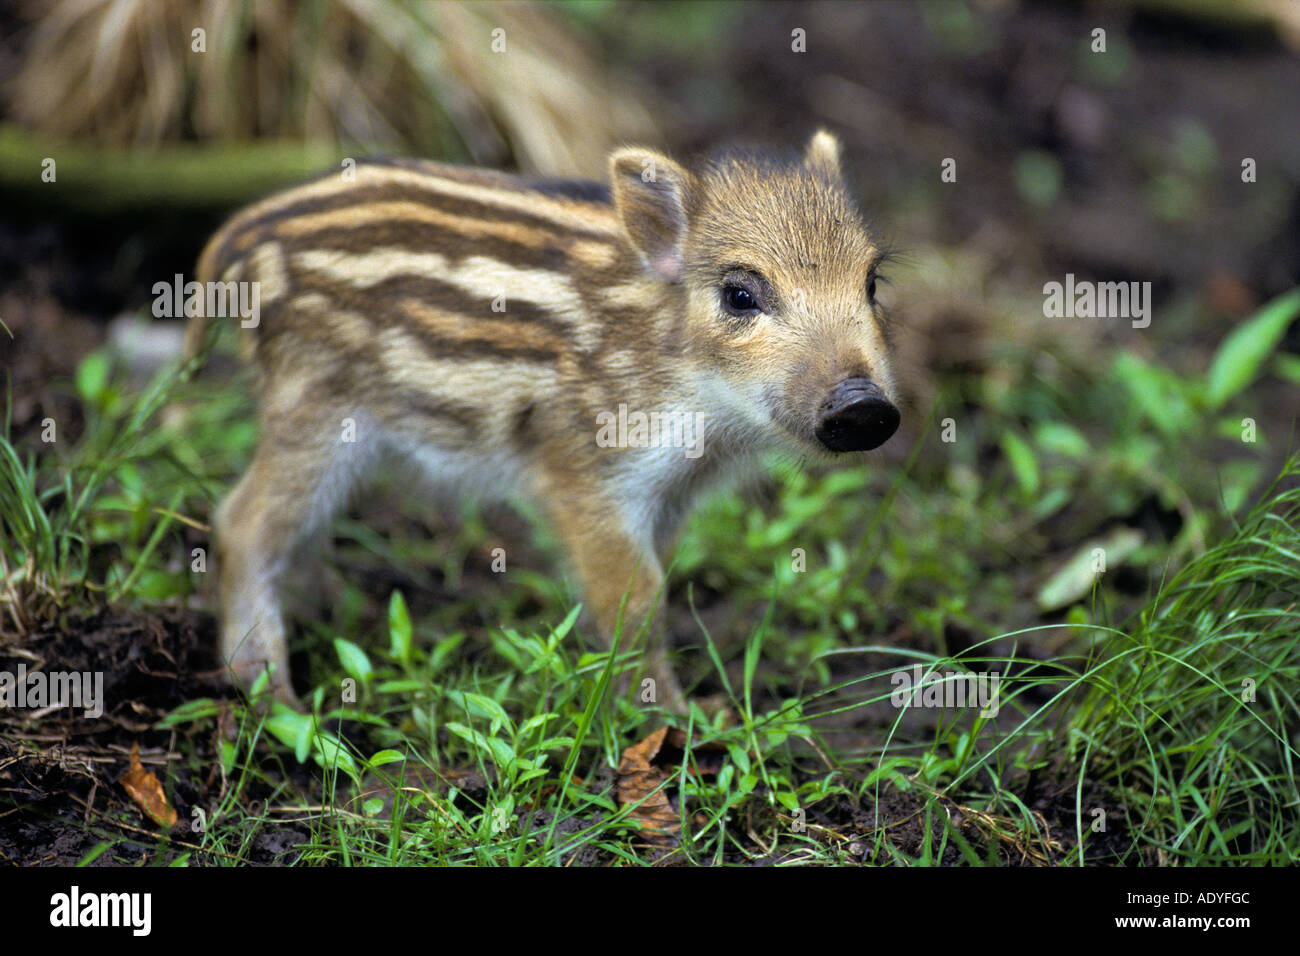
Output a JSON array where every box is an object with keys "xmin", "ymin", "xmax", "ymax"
[{"xmin": 541, "ymin": 486, "xmax": 686, "ymax": 713}]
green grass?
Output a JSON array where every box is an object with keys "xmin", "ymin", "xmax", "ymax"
[
  {"xmin": 1068, "ymin": 468, "xmax": 1300, "ymax": 863},
  {"xmin": 4, "ymin": 289, "xmax": 1299, "ymax": 865}
]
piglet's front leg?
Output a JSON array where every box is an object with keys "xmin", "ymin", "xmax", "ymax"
[{"xmin": 543, "ymin": 486, "xmax": 686, "ymax": 713}]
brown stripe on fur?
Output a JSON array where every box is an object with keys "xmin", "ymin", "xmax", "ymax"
[
  {"xmin": 347, "ymin": 161, "xmax": 617, "ymax": 228},
  {"xmin": 225, "ymin": 177, "xmax": 615, "ymax": 253},
  {"xmin": 359, "ymin": 157, "xmax": 612, "ymax": 205},
  {"xmin": 396, "ymin": 296, "xmax": 572, "ymax": 358},
  {"xmin": 386, "ymin": 300, "xmax": 563, "ymax": 365},
  {"xmin": 280, "ymin": 212, "xmax": 616, "ymax": 279},
  {"xmin": 290, "ymin": 269, "xmax": 586, "ymax": 350}
]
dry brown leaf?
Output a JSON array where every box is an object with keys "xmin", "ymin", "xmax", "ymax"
[
  {"xmin": 616, "ymin": 726, "xmax": 680, "ymax": 845},
  {"xmin": 121, "ymin": 741, "xmax": 177, "ymax": 828},
  {"xmin": 615, "ymin": 727, "xmax": 734, "ymax": 846}
]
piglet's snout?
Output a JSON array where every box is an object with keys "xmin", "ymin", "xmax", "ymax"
[{"xmin": 815, "ymin": 378, "xmax": 900, "ymax": 452}]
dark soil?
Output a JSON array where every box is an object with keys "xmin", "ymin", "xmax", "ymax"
[
  {"xmin": 0, "ymin": 606, "xmax": 280, "ymax": 866},
  {"xmin": 0, "ymin": 602, "xmax": 1071, "ymax": 866}
]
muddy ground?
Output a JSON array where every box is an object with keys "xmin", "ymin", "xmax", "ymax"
[{"xmin": 1, "ymin": 603, "xmax": 1128, "ymax": 865}]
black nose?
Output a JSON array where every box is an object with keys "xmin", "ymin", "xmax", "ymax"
[{"xmin": 815, "ymin": 378, "xmax": 900, "ymax": 452}]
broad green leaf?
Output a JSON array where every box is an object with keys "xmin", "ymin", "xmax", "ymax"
[
  {"xmin": 1204, "ymin": 288, "xmax": 1300, "ymax": 409},
  {"xmin": 447, "ymin": 721, "xmax": 492, "ymax": 753},
  {"xmin": 728, "ymin": 745, "xmax": 751, "ymax": 775},
  {"xmin": 334, "ymin": 637, "xmax": 372, "ymax": 683},
  {"xmin": 376, "ymin": 679, "xmax": 428, "ymax": 694},
  {"xmin": 367, "ymin": 749, "xmax": 406, "ymax": 768},
  {"xmin": 1036, "ymin": 527, "xmax": 1144, "ymax": 611},
  {"xmin": 1032, "ymin": 421, "xmax": 1089, "ymax": 459},
  {"xmin": 430, "ymin": 633, "xmax": 465, "ymax": 674},
  {"xmin": 1000, "ymin": 430, "xmax": 1040, "ymax": 496},
  {"xmin": 264, "ymin": 705, "xmax": 361, "ymax": 781},
  {"xmin": 265, "ymin": 706, "xmax": 313, "ymax": 762},
  {"xmin": 156, "ymin": 697, "xmax": 220, "ymax": 728},
  {"xmin": 310, "ymin": 730, "xmax": 360, "ymax": 782},
  {"xmin": 75, "ymin": 350, "xmax": 111, "ymax": 405},
  {"xmin": 550, "ymin": 604, "xmax": 582, "ymax": 644},
  {"xmin": 1274, "ymin": 353, "xmax": 1300, "ymax": 386},
  {"xmin": 388, "ymin": 590, "xmax": 412, "ymax": 665},
  {"xmin": 220, "ymin": 739, "xmax": 236, "ymax": 775},
  {"xmin": 1112, "ymin": 352, "xmax": 1196, "ymax": 437},
  {"xmin": 294, "ymin": 715, "xmax": 313, "ymax": 764},
  {"xmin": 447, "ymin": 691, "xmax": 513, "ymax": 735},
  {"xmin": 519, "ymin": 713, "xmax": 559, "ymax": 737},
  {"xmin": 775, "ymin": 792, "xmax": 800, "ymax": 812},
  {"xmin": 763, "ymin": 729, "xmax": 788, "ymax": 749}
]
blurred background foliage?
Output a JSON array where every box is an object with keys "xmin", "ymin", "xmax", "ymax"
[{"xmin": 6, "ymin": 0, "xmax": 656, "ymax": 176}]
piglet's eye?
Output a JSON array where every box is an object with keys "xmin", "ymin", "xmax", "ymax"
[{"xmin": 723, "ymin": 285, "xmax": 758, "ymax": 314}]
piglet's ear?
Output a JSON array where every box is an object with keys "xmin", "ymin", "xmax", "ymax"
[
  {"xmin": 804, "ymin": 129, "xmax": 842, "ymax": 179},
  {"xmin": 609, "ymin": 148, "xmax": 694, "ymax": 281}
]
